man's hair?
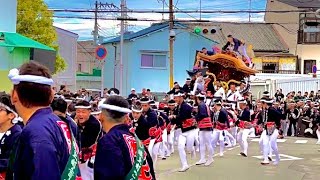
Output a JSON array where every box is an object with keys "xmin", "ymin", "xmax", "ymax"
[
  {"xmin": 75, "ymin": 100, "xmax": 91, "ymax": 108},
  {"xmin": 60, "ymin": 85, "xmax": 66, "ymax": 91},
  {"xmin": 0, "ymin": 93, "xmax": 16, "ymax": 113},
  {"xmin": 102, "ymin": 96, "xmax": 129, "ymax": 122},
  {"xmin": 14, "ymin": 61, "xmax": 52, "ymax": 108},
  {"xmin": 51, "ymin": 98, "xmax": 67, "ymax": 113},
  {"xmin": 227, "ymin": 35, "xmax": 232, "ymax": 38},
  {"xmin": 202, "ymin": 47, "xmax": 207, "ymax": 50}
]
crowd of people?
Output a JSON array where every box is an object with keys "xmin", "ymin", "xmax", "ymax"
[{"xmin": 0, "ymin": 61, "xmax": 319, "ymax": 180}]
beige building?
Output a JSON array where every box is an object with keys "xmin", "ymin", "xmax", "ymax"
[
  {"xmin": 53, "ymin": 27, "xmax": 79, "ymax": 92},
  {"xmin": 76, "ymin": 40, "xmax": 102, "ymax": 89},
  {"xmin": 77, "ymin": 40, "xmax": 98, "ymax": 74},
  {"xmin": 265, "ymin": 0, "xmax": 320, "ymax": 74}
]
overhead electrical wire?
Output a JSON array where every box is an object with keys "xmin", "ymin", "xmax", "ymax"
[{"xmin": 49, "ymin": 9, "xmax": 315, "ymax": 14}]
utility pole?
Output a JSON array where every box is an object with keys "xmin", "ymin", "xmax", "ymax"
[
  {"xmin": 119, "ymin": 0, "xmax": 126, "ymax": 95},
  {"xmin": 169, "ymin": 0, "xmax": 174, "ymax": 89},
  {"xmin": 93, "ymin": 1, "xmax": 120, "ymax": 95},
  {"xmin": 93, "ymin": 1, "xmax": 98, "ymax": 45},
  {"xmin": 200, "ymin": 0, "xmax": 202, "ymax": 20},
  {"xmin": 249, "ymin": 0, "xmax": 252, "ymax": 22}
]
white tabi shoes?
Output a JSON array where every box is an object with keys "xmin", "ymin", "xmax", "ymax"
[
  {"xmin": 196, "ymin": 159, "xmax": 206, "ymax": 165},
  {"xmin": 178, "ymin": 165, "xmax": 190, "ymax": 172},
  {"xmin": 204, "ymin": 158, "xmax": 214, "ymax": 166}
]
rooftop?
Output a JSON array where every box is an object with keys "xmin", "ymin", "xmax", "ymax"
[
  {"xmin": 187, "ymin": 22, "xmax": 289, "ymax": 52},
  {"xmin": 103, "ymin": 22, "xmax": 216, "ymax": 44},
  {"xmin": 277, "ymin": 0, "xmax": 320, "ymax": 8}
]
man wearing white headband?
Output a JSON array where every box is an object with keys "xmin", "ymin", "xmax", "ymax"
[
  {"xmin": 173, "ymin": 90, "xmax": 197, "ymax": 172},
  {"xmin": 0, "ymin": 93, "xmax": 22, "ymax": 177},
  {"xmin": 260, "ymin": 98, "xmax": 281, "ymax": 165},
  {"xmin": 195, "ymin": 93, "xmax": 214, "ymax": 166},
  {"xmin": 73, "ymin": 100, "xmax": 102, "ymax": 180},
  {"xmin": 7, "ymin": 61, "xmax": 79, "ymax": 179},
  {"xmin": 94, "ymin": 95, "xmax": 155, "ymax": 179},
  {"xmin": 236, "ymin": 98, "xmax": 252, "ymax": 158},
  {"xmin": 128, "ymin": 103, "xmax": 150, "ymax": 144},
  {"xmin": 140, "ymin": 97, "xmax": 162, "ymax": 168}
]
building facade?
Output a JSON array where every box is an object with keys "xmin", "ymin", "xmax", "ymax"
[
  {"xmin": 53, "ymin": 27, "xmax": 79, "ymax": 92},
  {"xmin": 76, "ymin": 40, "xmax": 102, "ymax": 90},
  {"xmin": 102, "ymin": 22, "xmax": 216, "ymax": 94},
  {"xmin": 265, "ymin": 0, "xmax": 320, "ymax": 74}
]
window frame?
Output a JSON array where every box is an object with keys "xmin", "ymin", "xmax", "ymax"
[
  {"xmin": 140, "ymin": 52, "xmax": 167, "ymax": 69},
  {"xmin": 298, "ymin": 13, "xmax": 320, "ymax": 44}
]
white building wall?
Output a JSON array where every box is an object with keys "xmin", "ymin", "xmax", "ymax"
[{"xmin": 53, "ymin": 27, "xmax": 79, "ymax": 92}]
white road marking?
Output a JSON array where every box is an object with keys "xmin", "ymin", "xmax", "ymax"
[
  {"xmin": 250, "ymin": 139, "xmax": 287, "ymax": 143},
  {"xmin": 252, "ymin": 154, "xmax": 303, "ymax": 161},
  {"xmin": 294, "ymin": 140, "xmax": 308, "ymax": 144}
]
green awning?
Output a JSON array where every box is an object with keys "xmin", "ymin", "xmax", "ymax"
[{"xmin": 0, "ymin": 32, "xmax": 55, "ymax": 51}]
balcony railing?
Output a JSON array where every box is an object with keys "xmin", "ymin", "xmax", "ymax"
[
  {"xmin": 298, "ymin": 30, "xmax": 320, "ymax": 44},
  {"xmin": 257, "ymin": 70, "xmax": 300, "ymax": 74}
]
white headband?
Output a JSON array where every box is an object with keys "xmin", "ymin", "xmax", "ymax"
[
  {"xmin": 75, "ymin": 105, "xmax": 92, "ymax": 109},
  {"xmin": 8, "ymin": 68, "xmax": 54, "ymax": 86},
  {"xmin": 174, "ymin": 92, "xmax": 184, "ymax": 97},
  {"xmin": 99, "ymin": 104, "xmax": 131, "ymax": 113},
  {"xmin": 132, "ymin": 107, "xmax": 143, "ymax": 113},
  {"xmin": 91, "ymin": 111, "xmax": 102, "ymax": 115},
  {"xmin": 196, "ymin": 94, "xmax": 206, "ymax": 98},
  {"xmin": 0, "ymin": 102, "xmax": 18, "ymax": 118}
]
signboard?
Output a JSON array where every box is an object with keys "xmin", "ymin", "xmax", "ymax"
[{"xmin": 95, "ymin": 45, "xmax": 107, "ymax": 60}]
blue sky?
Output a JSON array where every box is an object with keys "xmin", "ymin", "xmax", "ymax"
[{"xmin": 45, "ymin": 0, "xmax": 267, "ymax": 40}]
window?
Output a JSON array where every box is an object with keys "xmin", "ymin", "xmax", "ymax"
[
  {"xmin": 262, "ymin": 62, "xmax": 279, "ymax": 73},
  {"xmin": 298, "ymin": 13, "xmax": 320, "ymax": 44},
  {"xmin": 304, "ymin": 60, "xmax": 316, "ymax": 74},
  {"xmin": 78, "ymin": 64, "xmax": 82, "ymax": 72},
  {"xmin": 141, "ymin": 54, "xmax": 167, "ymax": 68}
]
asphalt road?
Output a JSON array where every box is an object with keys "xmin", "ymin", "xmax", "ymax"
[{"xmin": 155, "ymin": 137, "xmax": 320, "ymax": 180}]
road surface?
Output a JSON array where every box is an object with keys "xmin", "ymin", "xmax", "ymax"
[{"xmin": 155, "ymin": 137, "xmax": 320, "ymax": 180}]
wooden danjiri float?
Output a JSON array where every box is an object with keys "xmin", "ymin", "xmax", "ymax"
[{"xmin": 191, "ymin": 51, "xmax": 257, "ymax": 93}]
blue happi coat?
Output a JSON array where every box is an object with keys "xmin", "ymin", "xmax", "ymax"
[
  {"xmin": 94, "ymin": 124, "xmax": 156, "ymax": 180},
  {"xmin": 9, "ymin": 107, "xmax": 76, "ymax": 180}
]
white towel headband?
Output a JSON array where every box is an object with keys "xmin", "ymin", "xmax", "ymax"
[
  {"xmin": 8, "ymin": 68, "xmax": 54, "ymax": 86},
  {"xmin": 0, "ymin": 102, "xmax": 18, "ymax": 118}
]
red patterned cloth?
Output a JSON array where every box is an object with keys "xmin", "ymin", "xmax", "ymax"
[
  {"xmin": 198, "ymin": 117, "xmax": 213, "ymax": 129},
  {"xmin": 239, "ymin": 120, "xmax": 252, "ymax": 129},
  {"xmin": 215, "ymin": 121, "xmax": 228, "ymax": 130},
  {"xmin": 182, "ymin": 118, "xmax": 196, "ymax": 129},
  {"xmin": 80, "ymin": 143, "xmax": 97, "ymax": 162}
]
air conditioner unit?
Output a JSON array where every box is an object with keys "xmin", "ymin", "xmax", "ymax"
[{"xmin": 304, "ymin": 26, "xmax": 320, "ymax": 33}]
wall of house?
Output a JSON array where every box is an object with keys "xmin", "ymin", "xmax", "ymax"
[
  {"xmin": 297, "ymin": 45, "xmax": 320, "ymax": 74},
  {"xmin": 252, "ymin": 56, "xmax": 296, "ymax": 72},
  {"xmin": 77, "ymin": 41, "xmax": 97, "ymax": 74},
  {"xmin": 0, "ymin": 0, "xmax": 17, "ymax": 33},
  {"xmin": 264, "ymin": 0, "xmax": 299, "ymax": 54},
  {"xmin": 53, "ymin": 28, "xmax": 78, "ymax": 92},
  {"xmin": 103, "ymin": 28, "xmax": 215, "ymax": 95},
  {"xmin": 0, "ymin": 47, "xmax": 30, "ymax": 92}
]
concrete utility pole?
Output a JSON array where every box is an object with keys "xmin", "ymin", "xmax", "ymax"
[
  {"xmin": 93, "ymin": 1, "xmax": 98, "ymax": 45},
  {"xmin": 249, "ymin": 0, "xmax": 252, "ymax": 22},
  {"xmin": 93, "ymin": 1, "xmax": 120, "ymax": 95},
  {"xmin": 169, "ymin": 0, "xmax": 174, "ymax": 89},
  {"xmin": 119, "ymin": 0, "xmax": 126, "ymax": 95}
]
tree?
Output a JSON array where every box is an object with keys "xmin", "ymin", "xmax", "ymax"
[{"xmin": 16, "ymin": 0, "xmax": 66, "ymax": 74}]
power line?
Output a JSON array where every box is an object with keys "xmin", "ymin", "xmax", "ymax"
[{"xmin": 49, "ymin": 9, "xmax": 316, "ymax": 14}]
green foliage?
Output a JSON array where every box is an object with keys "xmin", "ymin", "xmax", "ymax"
[{"xmin": 16, "ymin": 0, "xmax": 67, "ymax": 74}]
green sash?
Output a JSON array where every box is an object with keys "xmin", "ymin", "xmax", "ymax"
[
  {"xmin": 125, "ymin": 134, "xmax": 145, "ymax": 180},
  {"xmin": 61, "ymin": 127, "xmax": 79, "ymax": 180}
]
